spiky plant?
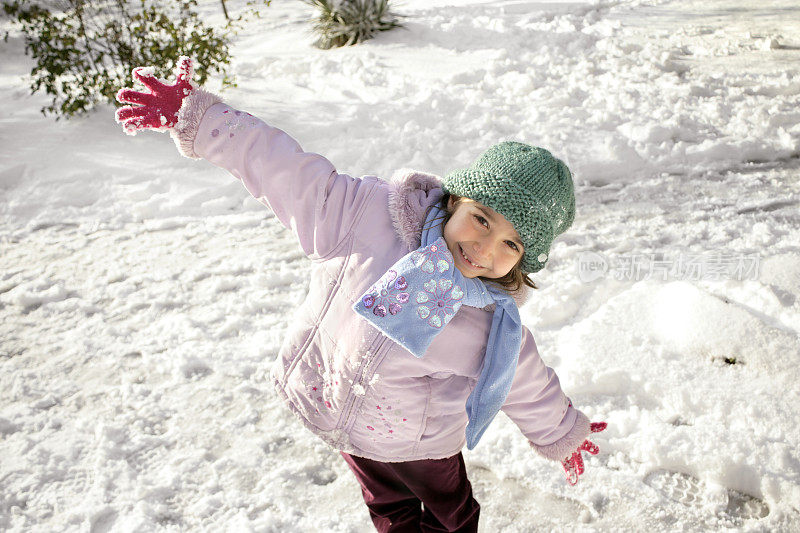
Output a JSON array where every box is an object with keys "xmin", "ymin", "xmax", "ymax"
[{"xmin": 304, "ymin": 0, "xmax": 403, "ymax": 49}]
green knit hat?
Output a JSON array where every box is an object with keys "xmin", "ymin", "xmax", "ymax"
[{"xmin": 441, "ymin": 141, "xmax": 575, "ymax": 273}]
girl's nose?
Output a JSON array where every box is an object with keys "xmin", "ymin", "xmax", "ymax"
[{"xmin": 471, "ymin": 242, "xmax": 490, "ymax": 263}]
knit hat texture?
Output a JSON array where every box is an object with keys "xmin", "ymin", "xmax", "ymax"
[{"xmin": 441, "ymin": 141, "xmax": 575, "ymax": 273}]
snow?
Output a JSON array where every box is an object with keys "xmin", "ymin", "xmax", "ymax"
[{"xmin": 1, "ymin": 0, "xmax": 799, "ymax": 530}]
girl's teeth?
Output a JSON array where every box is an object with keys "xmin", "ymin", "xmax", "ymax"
[{"xmin": 461, "ymin": 247, "xmax": 480, "ymax": 268}]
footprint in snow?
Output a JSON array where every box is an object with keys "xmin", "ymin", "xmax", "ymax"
[{"xmin": 644, "ymin": 469, "xmax": 768, "ymax": 523}]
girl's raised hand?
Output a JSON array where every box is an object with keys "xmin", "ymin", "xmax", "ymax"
[
  {"xmin": 115, "ymin": 56, "xmax": 196, "ymax": 135},
  {"xmin": 562, "ymin": 421, "xmax": 607, "ymax": 485}
]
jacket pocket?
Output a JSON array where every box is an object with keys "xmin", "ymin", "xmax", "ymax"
[
  {"xmin": 411, "ymin": 378, "xmax": 433, "ymax": 456},
  {"xmin": 283, "ymin": 337, "xmax": 344, "ymax": 433}
]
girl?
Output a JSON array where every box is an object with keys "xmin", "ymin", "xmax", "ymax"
[{"xmin": 116, "ymin": 58, "xmax": 606, "ymax": 532}]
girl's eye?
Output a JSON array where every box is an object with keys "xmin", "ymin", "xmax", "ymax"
[
  {"xmin": 471, "ymin": 213, "xmax": 520, "ymax": 252},
  {"xmin": 473, "ymin": 215, "xmax": 489, "ymax": 228}
]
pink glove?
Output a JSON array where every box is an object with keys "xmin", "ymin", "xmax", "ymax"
[
  {"xmin": 562, "ymin": 421, "xmax": 606, "ymax": 485},
  {"xmin": 115, "ymin": 56, "xmax": 195, "ymax": 135}
]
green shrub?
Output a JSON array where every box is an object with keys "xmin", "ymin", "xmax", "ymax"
[
  {"xmin": 304, "ymin": 0, "xmax": 403, "ymax": 50},
  {"xmin": 3, "ymin": 0, "xmax": 267, "ymax": 118}
]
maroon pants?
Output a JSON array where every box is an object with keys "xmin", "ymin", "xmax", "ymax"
[{"xmin": 340, "ymin": 451, "xmax": 480, "ymax": 533}]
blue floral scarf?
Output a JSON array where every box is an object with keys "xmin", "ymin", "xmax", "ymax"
[{"xmin": 353, "ymin": 205, "xmax": 524, "ymax": 449}]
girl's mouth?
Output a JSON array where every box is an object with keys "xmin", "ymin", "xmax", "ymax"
[{"xmin": 459, "ymin": 245, "xmax": 484, "ymax": 270}]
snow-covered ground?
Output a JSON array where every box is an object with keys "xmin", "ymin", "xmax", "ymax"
[{"xmin": 2, "ymin": 0, "xmax": 799, "ymax": 530}]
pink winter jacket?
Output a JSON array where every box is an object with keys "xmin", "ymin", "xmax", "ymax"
[{"xmin": 172, "ymin": 90, "xmax": 592, "ymax": 463}]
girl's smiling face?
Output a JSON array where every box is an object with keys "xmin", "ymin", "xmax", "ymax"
[{"xmin": 442, "ymin": 196, "xmax": 525, "ymax": 279}]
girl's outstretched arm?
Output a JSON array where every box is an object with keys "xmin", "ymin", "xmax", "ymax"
[
  {"xmin": 500, "ymin": 326, "xmax": 606, "ymax": 485},
  {"xmin": 115, "ymin": 57, "xmax": 379, "ymax": 261}
]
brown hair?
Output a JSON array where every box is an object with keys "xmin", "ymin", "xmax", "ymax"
[{"xmin": 422, "ymin": 194, "xmax": 538, "ymax": 294}]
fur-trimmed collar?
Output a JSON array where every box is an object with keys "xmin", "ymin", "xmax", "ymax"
[
  {"xmin": 385, "ymin": 169, "xmax": 530, "ymax": 306},
  {"xmin": 386, "ymin": 168, "xmax": 444, "ymax": 252}
]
